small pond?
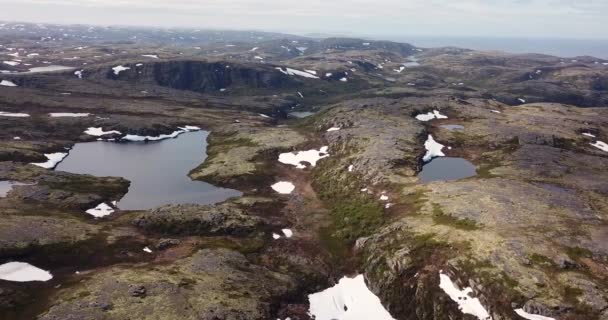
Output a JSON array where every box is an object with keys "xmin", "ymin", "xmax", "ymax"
[
  {"xmin": 440, "ymin": 124, "xmax": 465, "ymax": 131},
  {"xmin": 0, "ymin": 181, "xmax": 29, "ymax": 197},
  {"xmin": 419, "ymin": 157, "xmax": 477, "ymax": 183},
  {"xmin": 56, "ymin": 131, "xmax": 241, "ymax": 210}
]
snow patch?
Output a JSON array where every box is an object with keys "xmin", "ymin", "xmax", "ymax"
[
  {"xmin": 423, "ymin": 135, "xmax": 445, "ymax": 162},
  {"xmin": 0, "ymin": 262, "xmax": 52, "ymax": 282},
  {"xmin": 590, "ymin": 141, "xmax": 608, "ymax": 152},
  {"xmin": 308, "ymin": 274, "xmax": 395, "ymax": 320},
  {"xmin": 86, "ymin": 202, "xmax": 115, "ymax": 218},
  {"xmin": 32, "ymin": 152, "xmax": 68, "ymax": 169},
  {"xmin": 84, "ymin": 127, "xmax": 121, "ymax": 136},
  {"xmin": 122, "ymin": 126, "xmax": 200, "ymax": 142},
  {"xmin": 141, "ymin": 54, "xmax": 159, "ymax": 59},
  {"xmin": 0, "ymin": 80, "xmax": 17, "ymax": 87},
  {"xmin": 416, "ymin": 110, "xmax": 447, "ymax": 121},
  {"xmin": 271, "ymin": 181, "xmax": 295, "ymax": 194},
  {"xmin": 282, "ymin": 229, "xmax": 293, "ymax": 238},
  {"xmin": 279, "ymin": 146, "xmax": 329, "ymax": 169},
  {"xmin": 49, "ymin": 112, "xmax": 90, "ymax": 117},
  {"xmin": 0, "ymin": 111, "xmax": 29, "ymax": 117},
  {"xmin": 112, "ymin": 65, "xmax": 130, "ymax": 75},
  {"xmin": 582, "ymin": 132, "xmax": 596, "ymax": 138},
  {"xmin": 439, "ymin": 272, "xmax": 492, "ymax": 320},
  {"xmin": 3, "ymin": 61, "xmax": 19, "ymax": 66},
  {"xmin": 275, "ymin": 67, "xmax": 319, "ymax": 79},
  {"xmin": 327, "ymin": 127, "xmax": 341, "ymax": 132},
  {"xmin": 514, "ymin": 309, "xmax": 554, "ymax": 320},
  {"xmin": 518, "ymin": 98, "xmax": 526, "ymax": 104}
]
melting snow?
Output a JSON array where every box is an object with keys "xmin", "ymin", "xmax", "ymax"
[
  {"xmin": 514, "ymin": 309, "xmax": 554, "ymax": 320},
  {"xmin": 275, "ymin": 67, "xmax": 319, "ymax": 79},
  {"xmin": 32, "ymin": 152, "xmax": 68, "ymax": 169},
  {"xmin": 327, "ymin": 127, "xmax": 341, "ymax": 132},
  {"xmin": 308, "ymin": 274, "xmax": 395, "ymax": 320},
  {"xmin": 49, "ymin": 113, "xmax": 90, "ymax": 117},
  {"xmin": 112, "ymin": 65, "xmax": 130, "ymax": 75},
  {"xmin": 0, "ymin": 80, "xmax": 17, "ymax": 87},
  {"xmin": 423, "ymin": 135, "xmax": 445, "ymax": 162},
  {"xmin": 271, "ymin": 181, "xmax": 295, "ymax": 194},
  {"xmin": 85, "ymin": 127, "xmax": 121, "ymax": 136},
  {"xmin": 416, "ymin": 110, "xmax": 448, "ymax": 121},
  {"xmin": 86, "ymin": 202, "xmax": 115, "ymax": 218},
  {"xmin": 439, "ymin": 272, "xmax": 492, "ymax": 320},
  {"xmin": 590, "ymin": 141, "xmax": 608, "ymax": 152},
  {"xmin": 279, "ymin": 146, "xmax": 329, "ymax": 169},
  {"xmin": 0, "ymin": 262, "xmax": 53, "ymax": 282}
]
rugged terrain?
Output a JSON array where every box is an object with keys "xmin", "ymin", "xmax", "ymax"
[{"xmin": 1, "ymin": 21, "xmax": 608, "ymax": 320}]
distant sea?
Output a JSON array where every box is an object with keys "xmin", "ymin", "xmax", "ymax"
[{"xmin": 388, "ymin": 36, "xmax": 608, "ymax": 59}]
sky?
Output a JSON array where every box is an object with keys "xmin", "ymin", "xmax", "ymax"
[{"xmin": 0, "ymin": 0, "xmax": 606, "ymax": 39}]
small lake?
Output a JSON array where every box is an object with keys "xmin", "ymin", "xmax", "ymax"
[
  {"xmin": 56, "ymin": 131, "xmax": 241, "ymax": 210},
  {"xmin": 419, "ymin": 157, "xmax": 477, "ymax": 183},
  {"xmin": 440, "ymin": 124, "xmax": 465, "ymax": 131}
]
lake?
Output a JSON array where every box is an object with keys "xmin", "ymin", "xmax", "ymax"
[
  {"xmin": 419, "ymin": 157, "xmax": 477, "ymax": 183},
  {"xmin": 55, "ymin": 131, "xmax": 241, "ymax": 210}
]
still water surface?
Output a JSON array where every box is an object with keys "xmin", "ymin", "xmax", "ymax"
[{"xmin": 56, "ymin": 131, "xmax": 241, "ymax": 210}]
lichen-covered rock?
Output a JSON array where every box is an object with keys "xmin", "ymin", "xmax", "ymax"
[{"xmin": 39, "ymin": 248, "xmax": 298, "ymax": 320}]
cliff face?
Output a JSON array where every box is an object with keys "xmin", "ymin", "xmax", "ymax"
[{"xmin": 88, "ymin": 60, "xmax": 304, "ymax": 93}]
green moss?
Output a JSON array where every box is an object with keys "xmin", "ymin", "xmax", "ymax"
[
  {"xmin": 565, "ymin": 246, "xmax": 593, "ymax": 260},
  {"xmin": 528, "ymin": 253, "xmax": 557, "ymax": 268},
  {"xmin": 331, "ymin": 198, "xmax": 384, "ymax": 242},
  {"xmin": 42, "ymin": 176, "xmax": 128, "ymax": 199},
  {"xmin": 431, "ymin": 203, "xmax": 480, "ymax": 230}
]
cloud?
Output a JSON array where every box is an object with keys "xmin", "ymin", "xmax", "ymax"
[{"xmin": 0, "ymin": 0, "xmax": 606, "ymax": 38}]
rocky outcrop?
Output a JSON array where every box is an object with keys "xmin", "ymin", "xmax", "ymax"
[{"xmin": 132, "ymin": 202, "xmax": 263, "ymax": 236}]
